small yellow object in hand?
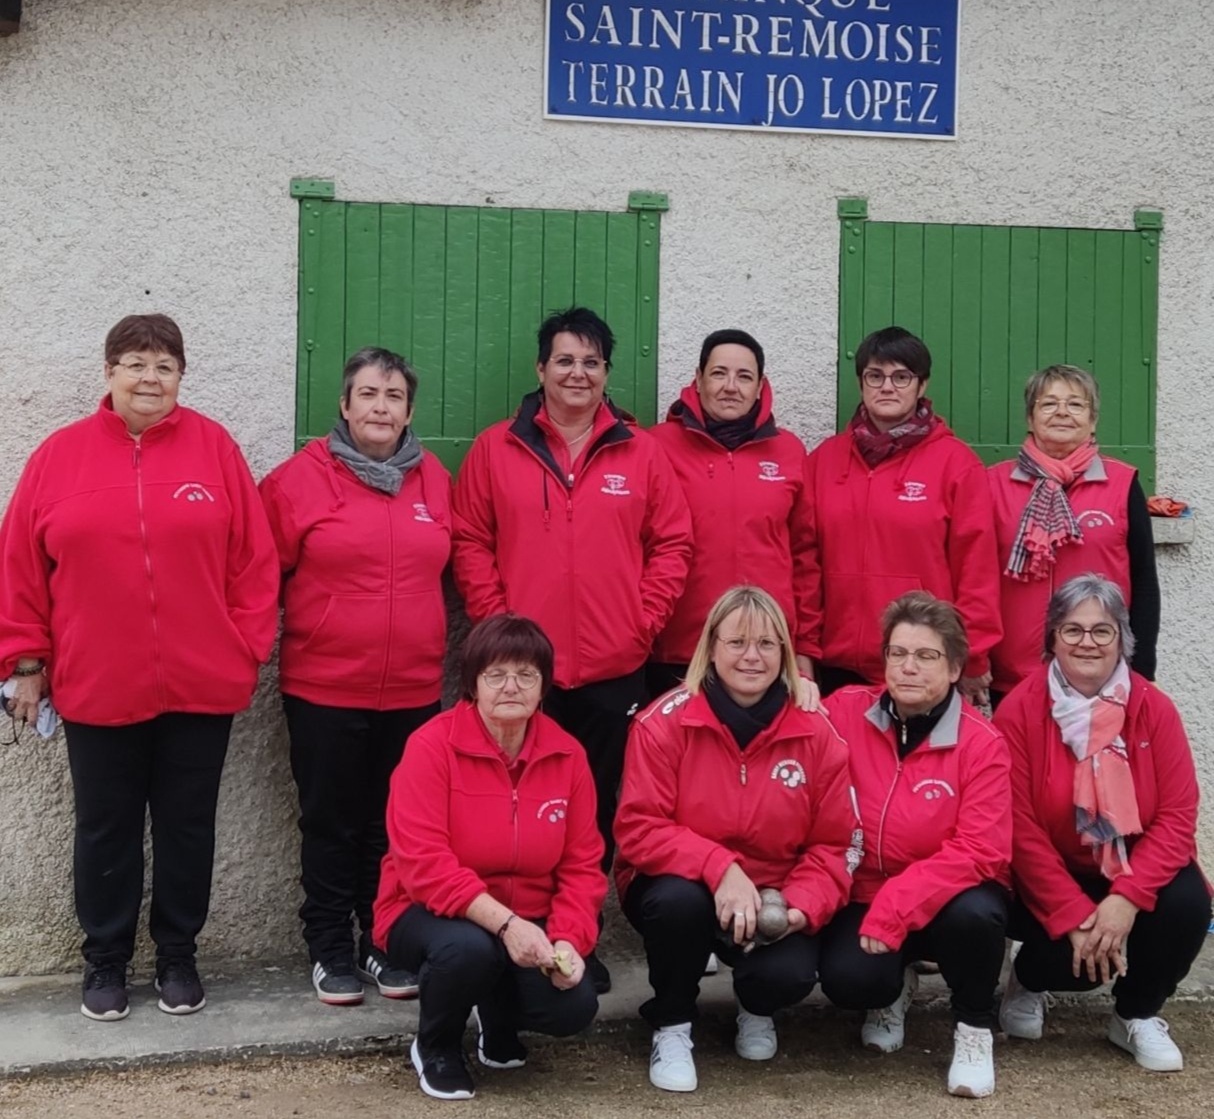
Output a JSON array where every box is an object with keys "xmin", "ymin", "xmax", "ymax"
[{"xmin": 542, "ymin": 949, "xmax": 575, "ymax": 977}]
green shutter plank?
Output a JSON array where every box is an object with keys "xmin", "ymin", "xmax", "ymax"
[
  {"xmin": 892, "ymin": 223, "xmax": 924, "ymax": 331},
  {"xmin": 920, "ymin": 223, "xmax": 954, "ymax": 432},
  {"xmin": 541, "ymin": 210, "xmax": 577, "ymax": 317},
  {"xmin": 604, "ymin": 212, "xmax": 640, "ymax": 414},
  {"xmin": 573, "ymin": 210, "xmax": 609, "ymax": 315},
  {"xmin": 410, "ymin": 206, "xmax": 449, "ymax": 441},
  {"xmin": 474, "ymin": 208, "xmax": 513, "ymax": 432},
  {"xmin": 862, "ymin": 223, "xmax": 895, "ymax": 332},
  {"xmin": 295, "ymin": 199, "xmax": 324, "ymax": 447},
  {"xmin": 344, "ymin": 203, "xmax": 381, "ymax": 358},
  {"xmin": 378, "ymin": 204, "xmax": 416, "ymax": 369},
  {"xmin": 507, "ymin": 210, "xmax": 545, "ymax": 407},
  {"xmin": 441, "ymin": 207, "xmax": 480, "ymax": 441},
  {"xmin": 1091, "ymin": 230, "xmax": 1124, "ymax": 447},
  {"xmin": 836, "ymin": 215, "xmax": 868, "ymax": 428},
  {"xmin": 634, "ymin": 211, "xmax": 661, "ymax": 425},
  {"xmin": 1036, "ymin": 229, "xmax": 1068, "ymax": 367},
  {"xmin": 307, "ymin": 200, "xmax": 348, "ymax": 440},
  {"xmin": 948, "ymin": 226, "xmax": 982, "ymax": 438},
  {"xmin": 1006, "ymin": 227, "xmax": 1040, "ymax": 445},
  {"xmin": 1064, "ymin": 229, "xmax": 1096, "ymax": 371},
  {"xmin": 978, "ymin": 225, "xmax": 1010, "ymax": 446}
]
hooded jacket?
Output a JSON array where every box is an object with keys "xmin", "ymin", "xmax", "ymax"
[{"xmin": 648, "ymin": 381, "xmax": 819, "ymax": 664}]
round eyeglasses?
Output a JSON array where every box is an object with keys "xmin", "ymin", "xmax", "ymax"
[
  {"xmin": 1035, "ymin": 398, "xmax": 1090, "ymax": 416},
  {"xmin": 1055, "ymin": 623, "xmax": 1118, "ymax": 647},
  {"xmin": 862, "ymin": 369, "xmax": 917, "ymax": 389},
  {"xmin": 481, "ymin": 669, "xmax": 542, "ymax": 690},
  {"xmin": 883, "ymin": 645, "xmax": 946, "ymax": 665}
]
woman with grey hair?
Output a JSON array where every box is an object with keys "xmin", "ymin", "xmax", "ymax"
[
  {"xmin": 988, "ymin": 365, "xmax": 1159, "ymax": 702},
  {"xmin": 994, "ymin": 574, "xmax": 1210, "ymax": 1073}
]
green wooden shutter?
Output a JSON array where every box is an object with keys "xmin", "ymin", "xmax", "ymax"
[
  {"xmin": 837, "ymin": 200, "xmax": 1161, "ymax": 492},
  {"xmin": 296, "ymin": 195, "xmax": 664, "ymax": 473}
]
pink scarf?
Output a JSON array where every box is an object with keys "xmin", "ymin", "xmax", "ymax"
[
  {"xmin": 848, "ymin": 398, "xmax": 939, "ymax": 469},
  {"xmin": 1004, "ymin": 437, "xmax": 1099, "ymax": 581}
]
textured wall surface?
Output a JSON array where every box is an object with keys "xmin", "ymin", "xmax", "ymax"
[{"xmin": 1, "ymin": 0, "xmax": 1212, "ymax": 974}]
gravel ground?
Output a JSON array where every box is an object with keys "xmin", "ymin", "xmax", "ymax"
[{"xmin": 2, "ymin": 1003, "xmax": 1212, "ymax": 1118}]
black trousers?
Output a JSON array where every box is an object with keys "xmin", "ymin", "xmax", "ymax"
[
  {"xmin": 63, "ymin": 712, "xmax": 233, "ymax": 966},
  {"xmin": 645, "ymin": 661, "xmax": 687, "ymax": 700},
  {"xmin": 1009, "ymin": 861, "xmax": 1211, "ymax": 1020},
  {"xmin": 819, "ymin": 883, "xmax": 1009, "ymax": 1029},
  {"xmin": 543, "ymin": 668, "xmax": 646, "ymax": 873},
  {"xmin": 817, "ymin": 664, "xmax": 871, "ymax": 698},
  {"xmin": 283, "ymin": 694, "xmax": 439, "ymax": 964},
  {"xmin": 623, "ymin": 873, "xmax": 821, "ymax": 1027},
  {"xmin": 387, "ymin": 905, "xmax": 598, "ymax": 1052}
]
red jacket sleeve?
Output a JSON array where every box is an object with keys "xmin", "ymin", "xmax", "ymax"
[
  {"xmin": 0, "ymin": 451, "xmax": 53, "ymax": 677},
  {"xmin": 860, "ymin": 728, "xmax": 1012, "ymax": 950},
  {"xmin": 788, "ymin": 449, "xmax": 822, "ymax": 661},
  {"xmin": 1111, "ymin": 689, "xmax": 1203, "ymax": 912},
  {"xmin": 995, "ymin": 693, "xmax": 1096, "ymax": 938},
  {"xmin": 944, "ymin": 455, "xmax": 1002, "ymax": 678},
  {"xmin": 258, "ymin": 465, "xmax": 304, "ymax": 578},
  {"xmin": 637, "ymin": 440, "xmax": 693, "ymax": 639},
  {"xmin": 544, "ymin": 748, "xmax": 608, "ymax": 958},
  {"xmin": 221, "ymin": 445, "xmax": 280, "ymax": 664},
  {"xmin": 451, "ymin": 432, "xmax": 510, "ymax": 622}
]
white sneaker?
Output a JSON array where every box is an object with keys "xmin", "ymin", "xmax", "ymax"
[
  {"xmin": 861, "ymin": 967, "xmax": 918, "ymax": 1053},
  {"xmin": 948, "ymin": 1023, "xmax": 995, "ymax": 1098},
  {"xmin": 703, "ymin": 952, "xmax": 720, "ymax": 976},
  {"xmin": 1108, "ymin": 1013, "xmax": 1184, "ymax": 1072},
  {"xmin": 735, "ymin": 1008, "xmax": 778, "ymax": 1060},
  {"xmin": 999, "ymin": 969, "xmax": 1049, "ymax": 1040},
  {"xmin": 650, "ymin": 1023, "xmax": 697, "ymax": 1092}
]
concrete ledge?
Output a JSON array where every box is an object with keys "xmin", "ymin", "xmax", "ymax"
[{"xmin": 1152, "ymin": 514, "xmax": 1195, "ymax": 545}]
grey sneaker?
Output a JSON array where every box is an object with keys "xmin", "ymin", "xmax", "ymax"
[
  {"xmin": 311, "ymin": 959, "xmax": 364, "ymax": 1005},
  {"xmin": 357, "ymin": 944, "xmax": 419, "ymax": 999}
]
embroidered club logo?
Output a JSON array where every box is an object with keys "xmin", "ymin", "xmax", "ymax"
[
  {"xmin": 601, "ymin": 473, "xmax": 631, "ymax": 496},
  {"xmin": 912, "ymin": 778, "xmax": 956, "ymax": 801},
  {"xmin": 173, "ymin": 483, "xmax": 215, "ymax": 502},
  {"xmin": 538, "ymin": 799, "xmax": 568, "ymax": 824},
  {"xmin": 770, "ymin": 759, "xmax": 807, "ymax": 789},
  {"xmin": 898, "ymin": 480, "xmax": 927, "ymax": 502},
  {"xmin": 758, "ymin": 461, "xmax": 786, "ymax": 482},
  {"xmin": 1076, "ymin": 508, "xmax": 1115, "ymax": 529},
  {"xmin": 413, "ymin": 503, "xmax": 434, "ymax": 523}
]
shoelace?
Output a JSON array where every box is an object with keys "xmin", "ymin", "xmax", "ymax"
[
  {"xmin": 653, "ymin": 1030, "xmax": 694, "ymax": 1064},
  {"xmin": 1126, "ymin": 1017, "xmax": 1171, "ymax": 1042},
  {"xmin": 85, "ymin": 963, "xmax": 128, "ymax": 990},
  {"xmin": 159, "ymin": 958, "xmax": 198, "ymax": 985},
  {"xmin": 953, "ymin": 1030, "xmax": 991, "ymax": 1065}
]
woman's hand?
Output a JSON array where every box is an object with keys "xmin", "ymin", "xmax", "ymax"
[
  {"xmin": 769, "ymin": 907, "xmax": 808, "ymax": 942},
  {"xmin": 501, "ymin": 916, "xmax": 556, "ymax": 970},
  {"xmin": 793, "ymin": 656, "xmax": 821, "ymax": 713},
  {"xmin": 860, "ymin": 934, "xmax": 893, "ymax": 955},
  {"xmin": 958, "ymin": 673, "xmax": 992, "ymax": 709},
  {"xmin": 9, "ymin": 668, "xmax": 48, "ymax": 725},
  {"xmin": 1080, "ymin": 895, "xmax": 1137, "ymax": 983},
  {"xmin": 548, "ymin": 939, "xmax": 585, "ymax": 991},
  {"xmin": 714, "ymin": 863, "xmax": 762, "ymax": 944}
]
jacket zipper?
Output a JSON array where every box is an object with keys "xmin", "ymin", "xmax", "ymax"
[
  {"xmin": 377, "ymin": 496, "xmax": 395, "ymax": 705},
  {"xmin": 874, "ymin": 729, "xmax": 905, "ymax": 877},
  {"xmin": 511, "ymin": 788, "xmax": 520, "ymax": 870},
  {"xmin": 133, "ymin": 442, "xmax": 167, "ymax": 708},
  {"xmin": 739, "ymin": 761, "xmax": 747, "ymax": 786}
]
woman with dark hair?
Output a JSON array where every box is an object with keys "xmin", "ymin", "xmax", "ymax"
[
  {"xmin": 373, "ymin": 614, "xmax": 605, "ymax": 1101},
  {"xmin": 995, "ymin": 574, "xmax": 1209, "ymax": 1072},
  {"xmin": 0, "ymin": 314, "xmax": 279, "ymax": 1021},
  {"xmin": 260, "ymin": 347, "xmax": 452, "ymax": 1005},
  {"xmin": 803, "ymin": 326, "xmax": 1001, "ymax": 703}
]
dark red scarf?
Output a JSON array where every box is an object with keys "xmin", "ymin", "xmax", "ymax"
[{"xmin": 848, "ymin": 398, "xmax": 940, "ymax": 468}]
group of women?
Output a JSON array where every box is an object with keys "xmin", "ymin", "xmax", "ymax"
[{"xmin": 0, "ymin": 311, "xmax": 1206, "ymax": 1104}]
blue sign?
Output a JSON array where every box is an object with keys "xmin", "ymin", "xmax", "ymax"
[{"xmin": 545, "ymin": 0, "xmax": 959, "ymax": 139}]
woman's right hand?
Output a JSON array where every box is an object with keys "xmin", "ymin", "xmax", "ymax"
[
  {"xmin": 713, "ymin": 863, "xmax": 762, "ymax": 944},
  {"xmin": 501, "ymin": 916, "xmax": 557, "ymax": 970},
  {"xmin": 1067, "ymin": 910, "xmax": 1125, "ymax": 983},
  {"xmin": 9, "ymin": 670, "xmax": 48, "ymax": 724}
]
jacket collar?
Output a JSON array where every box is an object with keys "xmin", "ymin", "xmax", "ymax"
[
  {"xmin": 1011, "ymin": 454, "xmax": 1107, "ymax": 483},
  {"xmin": 679, "ymin": 687, "xmax": 808, "ymax": 747},
  {"xmin": 665, "ymin": 377, "xmax": 778, "ymax": 443},
  {"xmin": 96, "ymin": 395, "xmax": 184, "ymax": 443},
  {"xmin": 508, "ymin": 389, "xmax": 634, "ymax": 482},
  {"xmin": 864, "ymin": 688, "xmax": 964, "ymax": 748},
  {"xmin": 447, "ymin": 698, "xmax": 574, "ymax": 762}
]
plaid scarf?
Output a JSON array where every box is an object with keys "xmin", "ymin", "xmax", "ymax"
[
  {"xmin": 1004, "ymin": 437, "xmax": 1098, "ymax": 581},
  {"xmin": 848, "ymin": 398, "xmax": 939, "ymax": 468}
]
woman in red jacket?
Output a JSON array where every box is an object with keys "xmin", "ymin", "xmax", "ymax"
[
  {"xmin": 647, "ymin": 329, "xmax": 818, "ymax": 696},
  {"xmin": 260, "ymin": 347, "xmax": 452, "ymax": 1006},
  {"xmin": 819, "ymin": 592, "xmax": 1011, "ymax": 1100},
  {"xmin": 803, "ymin": 327, "xmax": 1001, "ymax": 703},
  {"xmin": 995, "ymin": 574, "xmax": 1210, "ymax": 1073},
  {"xmin": 373, "ymin": 614, "xmax": 605, "ymax": 1102},
  {"xmin": 988, "ymin": 365, "xmax": 1159, "ymax": 702},
  {"xmin": 615, "ymin": 586, "xmax": 855, "ymax": 1094},
  {"xmin": 0, "ymin": 314, "xmax": 279, "ymax": 1022}
]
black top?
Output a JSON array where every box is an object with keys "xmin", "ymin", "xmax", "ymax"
[
  {"xmin": 879, "ymin": 687, "xmax": 955, "ymax": 759},
  {"xmin": 704, "ymin": 674, "xmax": 789, "ymax": 750},
  {"xmin": 1125, "ymin": 475, "xmax": 1160, "ymax": 680}
]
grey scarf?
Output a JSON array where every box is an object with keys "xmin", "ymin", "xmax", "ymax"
[{"xmin": 328, "ymin": 419, "xmax": 423, "ymax": 495}]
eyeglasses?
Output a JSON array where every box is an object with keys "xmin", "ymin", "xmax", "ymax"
[
  {"xmin": 111, "ymin": 361, "xmax": 181, "ymax": 380},
  {"xmin": 862, "ymin": 369, "xmax": 917, "ymax": 389},
  {"xmin": 1035, "ymin": 397, "xmax": 1090, "ymax": 416},
  {"xmin": 883, "ymin": 645, "xmax": 946, "ymax": 665},
  {"xmin": 481, "ymin": 669, "xmax": 542, "ymax": 690},
  {"xmin": 716, "ymin": 636, "xmax": 782, "ymax": 657},
  {"xmin": 549, "ymin": 357, "xmax": 605, "ymax": 374},
  {"xmin": 1055, "ymin": 623, "xmax": 1118, "ymax": 647}
]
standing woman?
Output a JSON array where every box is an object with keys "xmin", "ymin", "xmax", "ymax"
[
  {"xmin": 988, "ymin": 365, "xmax": 1159, "ymax": 702},
  {"xmin": 0, "ymin": 314, "xmax": 279, "ymax": 1021},
  {"xmin": 803, "ymin": 327, "xmax": 1001, "ymax": 700},
  {"xmin": 260, "ymin": 347, "xmax": 451, "ymax": 1006},
  {"xmin": 647, "ymin": 329, "xmax": 818, "ymax": 695}
]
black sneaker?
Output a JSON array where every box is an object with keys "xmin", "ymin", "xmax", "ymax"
[
  {"xmin": 155, "ymin": 957, "xmax": 206, "ymax": 1015},
  {"xmin": 472, "ymin": 1005, "xmax": 527, "ymax": 1069},
  {"xmin": 81, "ymin": 962, "xmax": 130, "ymax": 1021},
  {"xmin": 586, "ymin": 951, "xmax": 611, "ymax": 994},
  {"xmin": 411, "ymin": 1037, "xmax": 475, "ymax": 1100},
  {"xmin": 357, "ymin": 941, "xmax": 419, "ymax": 999},
  {"xmin": 311, "ymin": 959, "xmax": 364, "ymax": 1005}
]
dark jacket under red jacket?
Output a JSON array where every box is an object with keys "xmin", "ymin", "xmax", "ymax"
[
  {"xmin": 372, "ymin": 701, "xmax": 607, "ymax": 957},
  {"xmin": 648, "ymin": 381, "xmax": 819, "ymax": 664},
  {"xmin": 803, "ymin": 423, "xmax": 1002, "ymax": 682},
  {"xmin": 994, "ymin": 666, "xmax": 1207, "ymax": 939},
  {"xmin": 0, "ymin": 399, "xmax": 279, "ymax": 725},
  {"xmin": 614, "ymin": 687, "xmax": 856, "ymax": 934},
  {"xmin": 825, "ymin": 686, "xmax": 1012, "ymax": 950},
  {"xmin": 452, "ymin": 392, "xmax": 693, "ymax": 688},
  {"xmin": 259, "ymin": 438, "xmax": 452, "ymax": 710}
]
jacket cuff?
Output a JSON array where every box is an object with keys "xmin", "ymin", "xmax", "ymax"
[
  {"xmin": 1042, "ymin": 894, "xmax": 1099, "ymax": 940},
  {"xmin": 703, "ymin": 848, "xmax": 738, "ymax": 893},
  {"xmin": 857, "ymin": 908, "xmax": 907, "ymax": 951},
  {"xmin": 1109, "ymin": 877, "xmax": 1157, "ymax": 913}
]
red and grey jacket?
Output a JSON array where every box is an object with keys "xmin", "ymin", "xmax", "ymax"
[
  {"xmin": 259, "ymin": 438, "xmax": 452, "ymax": 710},
  {"xmin": 614, "ymin": 687, "xmax": 857, "ymax": 933},
  {"xmin": 803, "ymin": 424, "xmax": 1002, "ymax": 682},
  {"xmin": 452, "ymin": 391, "xmax": 692, "ymax": 688},
  {"xmin": 826, "ymin": 685, "xmax": 1012, "ymax": 950},
  {"xmin": 372, "ymin": 701, "xmax": 607, "ymax": 957},
  {"xmin": 994, "ymin": 667, "xmax": 1208, "ymax": 939},
  {"xmin": 648, "ymin": 381, "xmax": 819, "ymax": 665},
  {"xmin": 0, "ymin": 399, "xmax": 279, "ymax": 725}
]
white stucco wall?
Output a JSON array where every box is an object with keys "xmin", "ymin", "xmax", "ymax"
[{"xmin": 1, "ymin": 0, "xmax": 1211, "ymax": 974}]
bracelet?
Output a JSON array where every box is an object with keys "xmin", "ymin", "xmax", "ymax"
[
  {"xmin": 12, "ymin": 662, "xmax": 44, "ymax": 677},
  {"xmin": 496, "ymin": 914, "xmax": 516, "ymax": 940}
]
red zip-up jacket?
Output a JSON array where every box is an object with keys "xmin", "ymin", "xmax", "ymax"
[
  {"xmin": 259, "ymin": 438, "xmax": 452, "ymax": 709},
  {"xmin": 826, "ymin": 686, "xmax": 1012, "ymax": 950},
  {"xmin": 0, "ymin": 399, "xmax": 279, "ymax": 725},
  {"xmin": 614, "ymin": 687, "xmax": 857, "ymax": 933},
  {"xmin": 803, "ymin": 424, "xmax": 1002, "ymax": 681},
  {"xmin": 994, "ymin": 667, "xmax": 1208, "ymax": 939},
  {"xmin": 372, "ymin": 701, "xmax": 607, "ymax": 956},
  {"xmin": 452, "ymin": 392, "xmax": 692, "ymax": 688},
  {"xmin": 648, "ymin": 381, "xmax": 820, "ymax": 664}
]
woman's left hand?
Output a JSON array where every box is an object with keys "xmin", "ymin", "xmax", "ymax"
[
  {"xmin": 1083, "ymin": 894, "xmax": 1138, "ymax": 982},
  {"xmin": 793, "ymin": 656, "xmax": 821, "ymax": 713},
  {"xmin": 958, "ymin": 673, "xmax": 992, "ymax": 709},
  {"xmin": 548, "ymin": 939, "xmax": 585, "ymax": 991},
  {"xmin": 860, "ymin": 934, "xmax": 893, "ymax": 955},
  {"xmin": 769, "ymin": 908, "xmax": 808, "ymax": 942}
]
